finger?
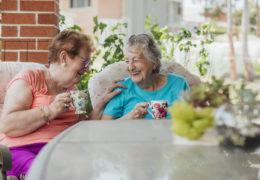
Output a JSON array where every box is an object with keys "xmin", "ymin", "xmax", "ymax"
[
  {"xmin": 137, "ymin": 102, "xmax": 149, "ymax": 108},
  {"xmin": 112, "ymin": 79, "xmax": 124, "ymax": 83},
  {"xmin": 114, "ymin": 83, "xmax": 126, "ymax": 89},
  {"xmin": 58, "ymin": 92, "xmax": 71, "ymax": 98},
  {"xmin": 106, "ymin": 89, "xmax": 122, "ymax": 101},
  {"xmin": 64, "ymin": 103, "xmax": 70, "ymax": 109},
  {"xmin": 107, "ymin": 84, "xmax": 125, "ymax": 93},
  {"xmin": 141, "ymin": 111, "xmax": 148, "ymax": 117}
]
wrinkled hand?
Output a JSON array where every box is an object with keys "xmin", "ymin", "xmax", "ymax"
[
  {"xmin": 102, "ymin": 79, "xmax": 126, "ymax": 104},
  {"xmin": 47, "ymin": 92, "xmax": 72, "ymax": 119},
  {"xmin": 127, "ymin": 102, "xmax": 149, "ymax": 119}
]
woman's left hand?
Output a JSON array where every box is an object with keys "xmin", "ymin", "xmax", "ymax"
[
  {"xmin": 88, "ymin": 79, "xmax": 126, "ymax": 120},
  {"xmin": 102, "ymin": 79, "xmax": 126, "ymax": 104}
]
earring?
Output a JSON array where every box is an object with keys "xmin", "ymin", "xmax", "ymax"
[{"xmin": 62, "ymin": 63, "xmax": 66, "ymax": 67}]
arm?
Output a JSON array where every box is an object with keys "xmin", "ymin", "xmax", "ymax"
[
  {"xmin": 86, "ymin": 79, "xmax": 126, "ymax": 120},
  {"xmin": 0, "ymin": 80, "xmax": 72, "ymax": 137},
  {"xmin": 0, "ymin": 80, "xmax": 46, "ymax": 137},
  {"xmin": 101, "ymin": 102, "xmax": 149, "ymax": 120}
]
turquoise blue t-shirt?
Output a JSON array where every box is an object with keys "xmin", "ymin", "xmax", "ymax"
[{"xmin": 103, "ymin": 73, "xmax": 189, "ymax": 119}]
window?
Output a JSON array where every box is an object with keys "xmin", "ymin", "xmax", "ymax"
[
  {"xmin": 168, "ymin": 1, "xmax": 182, "ymax": 25},
  {"xmin": 70, "ymin": 0, "xmax": 91, "ymax": 8}
]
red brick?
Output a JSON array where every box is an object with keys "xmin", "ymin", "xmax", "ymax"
[
  {"xmin": 1, "ymin": 26, "xmax": 18, "ymax": 37},
  {"xmin": 1, "ymin": 52, "xmax": 18, "ymax": 61},
  {"xmin": 21, "ymin": 26, "xmax": 58, "ymax": 37},
  {"xmin": 2, "ymin": 0, "xmax": 17, "ymax": 11},
  {"xmin": 55, "ymin": 1, "xmax": 60, "ymax": 15},
  {"xmin": 38, "ymin": 39, "xmax": 53, "ymax": 50},
  {"xmin": 20, "ymin": 1, "xmax": 55, "ymax": 12},
  {"xmin": 20, "ymin": 51, "xmax": 48, "ymax": 63},
  {"xmin": 1, "ymin": 39, "xmax": 36, "ymax": 50},
  {"xmin": 38, "ymin": 14, "xmax": 58, "ymax": 25},
  {"xmin": 2, "ymin": 13, "xmax": 35, "ymax": 24}
]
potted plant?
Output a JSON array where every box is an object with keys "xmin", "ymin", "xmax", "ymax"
[{"xmin": 169, "ymin": 76, "xmax": 260, "ymax": 150}]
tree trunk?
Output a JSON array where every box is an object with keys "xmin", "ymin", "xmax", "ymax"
[
  {"xmin": 227, "ymin": 0, "xmax": 237, "ymax": 80},
  {"xmin": 256, "ymin": 0, "xmax": 260, "ymax": 37},
  {"xmin": 242, "ymin": 0, "xmax": 255, "ymax": 81}
]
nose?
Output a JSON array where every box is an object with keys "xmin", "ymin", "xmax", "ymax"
[{"xmin": 127, "ymin": 61, "xmax": 135, "ymax": 71}]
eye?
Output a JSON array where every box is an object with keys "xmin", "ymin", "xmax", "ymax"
[{"xmin": 125, "ymin": 59, "xmax": 129, "ymax": 64}]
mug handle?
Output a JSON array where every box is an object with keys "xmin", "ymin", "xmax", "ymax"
[{"xmin": 147, "ymin": 102, "xmax": 154, "ymax": 118}]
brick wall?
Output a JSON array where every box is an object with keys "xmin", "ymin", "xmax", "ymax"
[{"xmin": 1, "ymin": 0, "xmax": 59, "ymax": 63}]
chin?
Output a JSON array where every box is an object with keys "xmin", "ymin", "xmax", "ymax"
[{"xmin": 131, "ymin": 77, "xmax": 142, "ymax": 84}]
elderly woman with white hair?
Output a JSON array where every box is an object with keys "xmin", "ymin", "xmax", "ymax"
[{"xmin": 101, "ymin": 33, "xmax": 189, "ymax": 120}]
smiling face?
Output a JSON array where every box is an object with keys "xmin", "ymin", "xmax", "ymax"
[
  {"xmin": 60, "ymin": 48, "xmax": 91, "ymax": 88},
  {"xmin": 125, "ymin": 44, "xmax": 156, "ymax": 86}
]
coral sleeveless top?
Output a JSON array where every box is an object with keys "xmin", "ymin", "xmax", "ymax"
[{"xmin": 0, "ymin": 69, "xmax": 79, "ymax": 147}]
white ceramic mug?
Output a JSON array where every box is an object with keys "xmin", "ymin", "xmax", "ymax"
[{"xmin": 70, "ymin": 90, "xmax": 89, "ymax": 114}]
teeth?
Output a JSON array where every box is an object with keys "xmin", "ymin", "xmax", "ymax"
[{"xmin": 131, "ymin": 72, "xmax": 139, "ymax": 75}]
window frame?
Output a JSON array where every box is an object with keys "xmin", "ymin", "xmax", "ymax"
[{"xmin": 70, "ymin": 0, "xmax": 91, "ymax": 9}]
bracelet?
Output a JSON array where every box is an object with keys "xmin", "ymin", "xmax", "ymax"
[{"xmin": 39, "ymin": 107, "xmax": 51, "ymax": 125}]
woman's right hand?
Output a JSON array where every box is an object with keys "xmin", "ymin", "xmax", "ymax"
[
  {"xmin": 47, "ymin": 92, "xmax": 72, "ymax": 120},
  {"xmin": 126, "ymin": 102, "xmax": 149, "ymax": 119}
]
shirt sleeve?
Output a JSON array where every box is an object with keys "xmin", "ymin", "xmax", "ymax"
[
  {"xmin": 103, "ymin": 90, "xmax": 124, "ymax": 118},
  {"xmin": 7, "ymin": 69, "xmax": 42, "ymax": 96},
  {"xmin": 183, "ymin": 79, "xmax": 190, "ymax": 91}
]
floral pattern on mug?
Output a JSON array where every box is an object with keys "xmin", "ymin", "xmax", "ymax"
[
  {"xmin": 70, "ymin": 90, "xmax": 88, "ymax": 114},
  {"xmin": 150, "ymin": 101, "xmax": 168, "ymax": 119}
]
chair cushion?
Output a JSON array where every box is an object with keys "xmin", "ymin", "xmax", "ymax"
[
  {"xmin": 88, "ymin": 60, "xmax": 200, "ymax": 107},
  {"xmin": 0, "ymin": 62, "xmax": 46, "ymax": 104}
]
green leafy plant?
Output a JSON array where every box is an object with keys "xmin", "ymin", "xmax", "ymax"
[
  {"xmin": 144, "ymin": 15, "xmax": 215, "ymax": 77},
  {"xmin": 59, "ymin": 15, "xmax": 82, "ymax": 32},
  {"xmin": 92, "ymin": 16, "xmax": 127, "ymax": 70}
]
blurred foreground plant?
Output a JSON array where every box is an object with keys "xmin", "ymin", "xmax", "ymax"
[{"xmin": 170, "ymin": 76, "xmax": 260, "ymax": 141}]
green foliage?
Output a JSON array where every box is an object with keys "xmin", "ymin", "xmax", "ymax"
[
  {"xmin": 181, "ymin": 76, "xmax": 230, "ymax": 108},
  {"xmin": 92, "ymin": 16, "xmax": 127, "ymax": 70},
  {"xmin": 212, "ymin": 25, "xmax": 226, "ymax": 35},
  {"xmin": 59, "ymin": 15, "xmax": 82, "ymax": 32},
  {"xmin": 233, "ymin": 10, "xmax": 242, "ymax": 26},
  {"xmin": 254, "ymin": 62, "xmax": 260, "ymax": 75},
  {"xmin": 144, "ymin": 15, "xmax": 215, "ymax": 77}
]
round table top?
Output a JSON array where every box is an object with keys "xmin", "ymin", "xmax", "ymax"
[{"xmin": 27, "ymin": 119, "xmax": 260, "ymax": 180}]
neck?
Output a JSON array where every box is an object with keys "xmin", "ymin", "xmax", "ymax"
[
  {"xmin": 138, "ymin": 73, "xmax": 160, "ymax": 91},
  {"xmin": 45, "ymin": 65, "xmax": 66, "ymax": 94}
]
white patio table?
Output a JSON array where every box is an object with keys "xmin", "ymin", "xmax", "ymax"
[{"xmin": 27, "ymin": 120, "xmax": 260, "ymax": 180}]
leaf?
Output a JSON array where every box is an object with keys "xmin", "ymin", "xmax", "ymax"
[{"xmin": 93, "ymin": 16, "xmax": 98, "ymax": 25}]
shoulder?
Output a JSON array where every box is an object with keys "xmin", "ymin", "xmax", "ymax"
[
  {"xmin": 167, "ymin": 73, "xmax": 186, "ymax": 82},
  {"xmin": 17, "ymin": 69, "xmax": 43, "ymax": 79},
  {"xmin": 8, "ymin": 69, "xmax": 46, "ymax": 94},
  {"xmin": 116, "ymin": 77, "xmax": 134, "ymax": 88},
  {"xmin": 166, "ymin": 73, "xmax": 189, "ymax": 90}
]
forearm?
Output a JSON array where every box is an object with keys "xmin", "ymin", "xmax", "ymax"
[
  {"xmin": 0, "ymin": 108, "xmax": 49, "ymax": 137},
  {"xmin": 117, "ymin": 113, "xmax": 132, "ymax": 120},
  {"xmin": 88, "ymin": 99, "xmax": 106, "ymax": 120}
]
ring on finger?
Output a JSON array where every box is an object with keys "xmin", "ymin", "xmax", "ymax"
[{"xmin": 64, "ymin": 103, "xmax": 70, "ymax": 108}]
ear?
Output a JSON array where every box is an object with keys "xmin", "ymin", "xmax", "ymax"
[
  {"xmin": 59, "ymin": 50, "xmax": 68, "ymax": 64},
  {"xmin": 153, "ymin": 59, "xmax": 159, "ymax": 70}
]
